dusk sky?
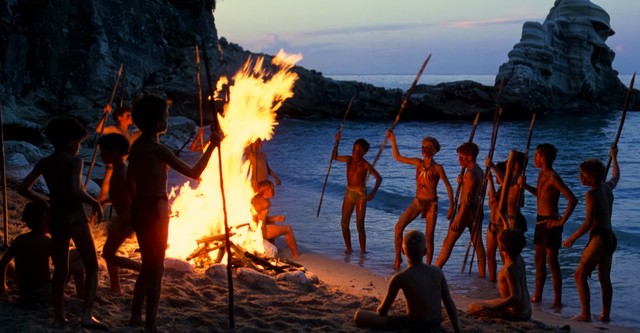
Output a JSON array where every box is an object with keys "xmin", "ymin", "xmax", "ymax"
[{"xmin": 214, "ymin": 0, "xmax": 639, "ymax": 75}]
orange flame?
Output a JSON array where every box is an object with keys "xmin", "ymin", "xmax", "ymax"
[{"xmin": 166, "ymin": 50, "xmax": 301, "ymax": 260}]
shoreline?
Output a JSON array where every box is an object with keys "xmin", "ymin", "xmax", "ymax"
[{"xmin": 296, "ymin": 246, "xmax": 638, "ymax": 333}]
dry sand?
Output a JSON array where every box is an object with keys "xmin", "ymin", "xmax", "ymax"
[{"xmin": 0, "ymin": 188, "xmax": 635, "ymax": 332}]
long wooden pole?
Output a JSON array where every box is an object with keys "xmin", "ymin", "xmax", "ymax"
[
  {"xmin": 316, "ymin": 95, "xmax": 355, "ymax": 218},
  {"xmin": 0, "ymin": 104, "xmax": 8, "ymax": 248},
  {"xmin": 451, "ymin": 112, "xmax": 480, "ymax": 219},
  {"xmin": 515, "ymin": 112, "xmax": 536, "ymax": 210},
  {"xmin": 461, "ymin": 107, "xmax": 502, "ymax": 273},
  {"xmin": 606, "ymin": 72, "xmax": 635, "ymax": 176},
  {"xmin": 190, "ymin": 44, "xmax": 205, "ymax": 152},
  {"xmin": 370, "ymin": 53, "xmax": 431, "ymax": 169},
  {"xmin": 84, "ymin": 64, "xmax": 124, "ymax": 189},
  {"xmin": 201, "ymin": 36, "xmax": 234, "ymax": 328}
]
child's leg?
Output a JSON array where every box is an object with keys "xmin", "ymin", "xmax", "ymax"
[
  {"xmin": 103, "ymin": 230, "xmax": 141, "ymax": 292},
  {"xmin": 340, "ymin": 196, "xmax": 356, "ymax": 254},
  {"xmin": 424, "ymin": 202, "xmax": 438, "ymax": 265},
  {"xmin": 71, "ymin": 222, "xmax": 104, "ymax": 328},
  {"xmin": 486, "ymin": 230, "xmax": 498, "ymax": 282},
  {"xmin": 51, "ymin": 236, "xmax": 71, "ymax": 327},
  {"xmin": 354, "ymin": 310, "xmax": 386, "ymax": 328},
  {"xmin": 548, "ymin": 248, "xmax": 562, "ymax": 308},
  {"xmin": 140, "ymin": 227, "xmax": 168, "ymax": 333},
  {"xmin": 598, "ymin": 256, "xmax": 613, "ymax": 322},
  {"xmin": 393, "ymin": 202, "xmax": 420, "ymax": 269},
  {"xmin": 354, "ymin": 199, "xmax": 367, "ymax": 254},
  {"xmin": 532, "ymin": 245, "xmax": 546, "ymax": 302},
  {"xmin": 471, "ymin": 224, "xmax": 486, "ymax": 278}
]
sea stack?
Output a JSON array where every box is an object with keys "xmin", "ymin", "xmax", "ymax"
[{"xmin": 497, "ymin": 0, "xmax": 628, "ymax": 115}]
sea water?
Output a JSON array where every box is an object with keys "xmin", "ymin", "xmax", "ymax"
[{"xmin": 172, "ymin": 74, "xmax": 640, "ymax": 329}]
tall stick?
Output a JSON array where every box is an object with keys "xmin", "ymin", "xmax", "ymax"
[
  {"xmin": 516, "ymin": 112, "xmax": 536, "ymax": 209},
  {"xmin": 316, "ymin": 95, "xmax": 355, "ymax": 218},
  {"xmin": 84, "ymin": 64, "xmax": 124, "ymax": 189},
  {"xmin": 606, "ymin": 72, "xmax": 635, "ymax": 176},
  {"xmin": 451, "ymin": 112, "xmax": 480, "ymax": 219},
  {"xmin": 461, "ymin": 107, "xmax": 502, "ymax": 273},
  {"xmin": 201, "ymin": 36, "xmax": 235, "ymax": 328},
  {"xmin": 0, "ymin": 104, "xmax": 8, "ymax": 248},
  {"xmin": 190, "ymin": 44, "xmax": 205, "ymax": 152},
  {"xmin": 370, "ymin": 53, "xmax": 431, "ymax": 169}
]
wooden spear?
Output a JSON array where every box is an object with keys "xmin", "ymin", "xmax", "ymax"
[
  {"xmin": 189, "ymin": 44, "xmax": 205, "ymax": 152},
  {"xmin": 0, "ymin": 104, "xmax": 8, "ymax": 248},
  {"xmin": 606, "ymin": 72, "xmax": 635, "ymax": 176},
  {"xmin": 461, "ymin": 107, "xmax": 502, "ymax": 273},
  {"xmin": 201, "ymin": 36, "xmax": 235, "ymax": 328},
  {"xmin": 84, "ymin": 63, "xmax": 124, "ymax": 189},
  {"xmin": 450, "ymin": 112, "xmax": 480, "ymax": 219},
  {"xmin": 370, "ymin": 53, "xmax": 431, "ymax": 169},
  {"xmin": 515, "ymin": 112, "xmax": 536, "ymax": 214},
  {"xmin": 316, "ymin": 95, "xmax": 355, "ymax": 218}
]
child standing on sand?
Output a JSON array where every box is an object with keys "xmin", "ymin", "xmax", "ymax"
[
  {"xmin": 18, "ymin": 116, "xmax": 104, "ymax": 329},
  {"xmin": 126, "ymin": 94, "xmax": 221, "ymax": 332},
  {"xmin": 387, "ymin": 130, "xmax": 454, "ymax": 268},
  {"xmin": 354, "ymin": 230, "xmax": 460, "ymax": 332},
  {"xmin": 97, "ymin": 133, "xmax": 141, "ymax": 293},
  {"xmin": 563, "ymin": 147, "xmax": 619, "ymax": 322},
  {"xmin": 522, "ymin": 143, "xmax": 577, "ymax": 307},
  {"xmin": 332, "ymin": 134, "xmax": 382, "ymax": 254}
]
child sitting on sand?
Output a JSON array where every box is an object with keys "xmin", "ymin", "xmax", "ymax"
[
  {"xmin": 354, "ymin": 230, "xmax": 460, "ymax": 332},
  {"xmin": 468, "ymin": 228, "xmax": 532, "ymax": 321},
  {"xmin": 251, "ymin": 180, "xmax": 299, "ymax": 258}
]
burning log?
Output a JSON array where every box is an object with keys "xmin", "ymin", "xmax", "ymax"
[{"xmin": 187, "ymin": 231, "xmax": 304, "ymax": 276}]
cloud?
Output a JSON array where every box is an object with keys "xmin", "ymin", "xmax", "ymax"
[{"xmin": 445, "ymin": 18, "xmax": 539, "ymax": 29}]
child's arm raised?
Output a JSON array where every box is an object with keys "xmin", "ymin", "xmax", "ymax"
[{"xmin": 162, "ymin": 129, "xmax": 222, "ymax": 179}]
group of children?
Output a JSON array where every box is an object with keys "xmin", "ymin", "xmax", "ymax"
[
  {"xmin": 335, "ymin": 129, "xmax": 620, "ymax": 330},
  {"xmin": 1, "ymin": 94, "xmax": 222, "ymax": 332}
]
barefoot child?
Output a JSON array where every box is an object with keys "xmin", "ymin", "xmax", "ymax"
[
  {"xmin": 435, "ymin": 142, "xmax": 486, "ymax": 278},
  {"xmin": 354, "ymin": 230, "xmax": 460, "ymax": 332},
  {"xmin": 251, "ymin": 180, "xmax": 299, "ymax": 258},
  {"xmin": 522, "ymin": 143, "xmax": 577, "ymax": 307},
  {"xmin": 97, "ymin": 133, "xmax": 141, "ymax": 293},
  {"xmin": 126, "ymin": 94, "xmax": 221, "ymax": 332},
  {"xmin": 18, "ymin": 116, "xmax": 104, "ymax": 329},
  {"xmin": 387, "ymin": 131, "xmax": 454, "ymax": 268},
  {"xmin": 245, "ymin": 138, "xmax": 281, "ymax": 191},
  {"xmin": 332, "ymin": 134, "xmax": 382, "ymax": 254},
  {"xmin": 469, "ymin": 228, "xmax": 532, "ymax": 321},
  {"xmin": 562, "ymin": 147, "xmax": 619, "ymax": 322}
]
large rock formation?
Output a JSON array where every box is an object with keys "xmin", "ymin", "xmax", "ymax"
[{"xmin": 496, "ymin": 0, "xmax": 635, "ymax": 115}]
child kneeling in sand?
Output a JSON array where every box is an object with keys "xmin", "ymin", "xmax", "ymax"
[
  {"xmin": 354, "ymin": 230, "xmax": 460, "ymax": 332},
  {"xmin": 468, "ymin": 228, "xmax": 531, "ymax": 321}
]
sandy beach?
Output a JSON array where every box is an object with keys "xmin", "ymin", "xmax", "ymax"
[{"xmin": 0, "ymin": 187, "xmax": 636, "ymax": 333}]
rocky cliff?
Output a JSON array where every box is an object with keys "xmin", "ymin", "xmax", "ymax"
[{"xmin": 0, "ymin": 0, "xmax": 638, "ymax": 135}]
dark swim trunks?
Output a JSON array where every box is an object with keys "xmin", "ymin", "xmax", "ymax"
[{"xmin": 533, "ymin": 215, "xmax": 563, "ymax": 249}]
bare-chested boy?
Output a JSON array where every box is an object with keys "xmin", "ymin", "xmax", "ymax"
[
  {"xmin": 332, "ymin": 134, "xmax": 382, "ymax": 254},
  {"xmin": 127, "ymin": 94, "xmax": 221, "ymax": 332},
  {"xmin": 435, "ymin": 142, "xmax": 486, "ymax": 278},
  {"xmin": 354, "ymin": 230, "xmax": 460, "ymax": 333},
  {"xmin": 245, "ymin": 138, "xmax": 281, "ymax": 192},
  {"xmin": 252, "ymin": 180, "xmax": 299, "ymax": 258},
  {"xmin": 469, "ymin": 228, "xmax": 532, "ymax": 321},
  {"xmin": 485, "ymin": 161, "xmax": 506, "ymax": 282},
  {"xmin": 97, "ymin": 133, "xmax": 141, "ymax": 293},
  {"xmin": 387, "ymin": 131, "xmax": 453, "ymax": 268},
  {"xmin": 562, "ymin": 147, "xmax": 619, "ymax": 322},
  {"xmin": 522, "ymin": 143, "xmax": 577, "ymax": 307},
  {"xmin": 19, "ymin": 116, "xmax": 104, "ymax": 329}
]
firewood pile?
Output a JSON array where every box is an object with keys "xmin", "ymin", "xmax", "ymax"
[{"xmin": 187, "ymin": 232, "xmax": 304, "ymax": 276}]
